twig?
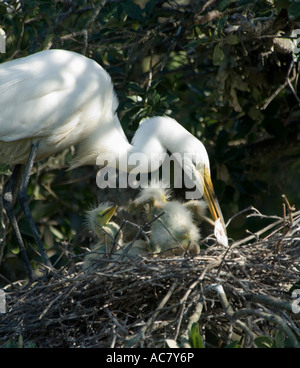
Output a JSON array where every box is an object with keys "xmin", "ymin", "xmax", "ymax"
[
  {"xmin": 225, "ymin": 205, "xmax": 257, "ymax": 228},
  {"xmin": 282, "ymin": 194, "xmax": 295, "ymax": 224},
  {"xmin": 206, "ymin": 284, "xmax": 254, "ymax": 345},
  {"xmin": 275, "ymin": 194, "xmax": 296, "ymax": 252},
  {"xmin": 1, "ymin": 204, "xmax": 299, "ymax": 348},
  {"xmin": 198, "ymin": 0, "xmax": 217, "ymax": 14},
  {"xmin": 233, "ymin": 309, "xmax": 300, "ymax": 348},
  {"xmin": 175, "ymin": 276, "xmax": 204, "ymax": 342},
  {"xmin": 261, "ymin": 60, "xmax": 298, "ymax": 110},
  {"xmin": 230, "ymin": 211, "xmax": 300, "ymax": 248},
  {"xmin": 124, "ymin": 280, "xmax": 178, "ymax": 347},
  {"xmin": 105, "ymin": 307, "xmax": 129, "ymax": 335},
  {"xmin": 244, "ymin": 293, "xmax": 294, "ymax": 313},
  {"xmin": 179, "ymin": 297, "xmax": 204, "ymax": 348}
]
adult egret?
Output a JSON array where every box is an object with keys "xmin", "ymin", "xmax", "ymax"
[
  {"xmin": 0, "ymin": 49, "xmax": 226, "ymax": 280},
  {"xmin": 133, "ymin": 185, "xmax": 208, "ymax": 255}
]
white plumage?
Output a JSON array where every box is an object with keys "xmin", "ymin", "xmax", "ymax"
[
  {"xmin": 0, "ymin": 49, "xmax": 211, "ymax": 173},
  {"xmin": 84, "ymin": 202, "xmax": 121, "ymax": 248},
  {"xmin": 0, "ymin": 49, "xmax": 126, "ymax": 166},
  {"xmin": 133, "ymin": 185, "xmax": 208, "ymax": 255},
  {"xmin": 0, "ymin": 49, "xmax": 227, "ymax": 279}
]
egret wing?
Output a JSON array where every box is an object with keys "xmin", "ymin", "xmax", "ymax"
[{"xmin": 0, "ymin": 50, "xmax": 114, "ymax": 143}]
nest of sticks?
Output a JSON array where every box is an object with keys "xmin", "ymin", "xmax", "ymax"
[{"xmin": 0, "ymin": 203, "xmax": 300, "ymax": 348}]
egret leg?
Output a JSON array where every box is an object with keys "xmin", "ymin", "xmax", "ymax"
[
  {"xmin": 18, "ymin": 141, "xmax": 53, "ymax": 272},
  {"xmin": 2, "ymin": 165, "xmax": 35, "ymax": 281}
]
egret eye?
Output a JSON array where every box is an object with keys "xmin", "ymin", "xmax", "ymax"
[
  {"xmin": 96, "ymin": 213, "xmax": 103, "ymax": 222},
  {"xmin": 195, "ymin": 161, "xmax": 206, "ymax": 174}
]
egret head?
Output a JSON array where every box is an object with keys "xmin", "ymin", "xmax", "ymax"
[
  {"xmin": 85, "ymin": 202, "xmax": 118, "ymax": 236},
  {"xmin": 132, "ymin": 116, "xmax": 227, "ymax": 239},
  {"xmin": 133, "ymin": 183, "xmax": 171, "ymax": 208},
  {"xmin": 171, "ymin": 130, "xmax": 226, "ymax": 235}
]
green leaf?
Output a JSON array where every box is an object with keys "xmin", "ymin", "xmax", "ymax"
[
  {"xmin": 213, "ymin": 43, "xmax": 225, "ymax": 66},
  {"xmin": 189, "ymin": 323, "xmax": 205, "ymax": 348},
  {"xmin": 122, "ymin": 0, "xmax": 142, "ymax": 20},
  {"xmin": 224, "ymin": 340, "xmax": 241, "ymax": 348},
  {"xmin": 0, "ymin": 163, "xmax": 11, "ymax": 176},
  {"xmin": 225, "ymin": 34, "xmax": 239, "ymax": 45},
  {"xmin": 254, "ymin": 336, "xmax": 274, "ymax": 348},
  {"xmin": 49, "ymin": 225, "xmax": 64, "ymax": 240},
  {"xmin": 218, "ymin": 0, "xmax": 231, "ymax": 12},
  {"xmin": 274, "ymin": 330, "xmax": 285, "ymax": 348},
  {"xmin": 18, "ymin": 335, "xmax": 23, "ymax": 348}
]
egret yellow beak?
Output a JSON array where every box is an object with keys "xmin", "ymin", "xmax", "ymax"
[
  {"xmin": 197, "ymin": 165, "xmax": 226, "ymax": 234},
  {"xmin": 96, "ymin": 204, "xmax": 118, "ymax": 226}
]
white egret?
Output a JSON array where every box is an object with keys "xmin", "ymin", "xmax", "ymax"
[{"xmin": 0, "ymin": 49, "xmax": 226, "ymax": 280}]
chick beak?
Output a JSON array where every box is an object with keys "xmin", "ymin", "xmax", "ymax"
[{"xmin": 100, "ymin": 204, "xmax": 118, "ymax": 225}]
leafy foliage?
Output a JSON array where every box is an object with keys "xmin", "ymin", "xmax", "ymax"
[
  {"xmin": 166, "ymin": 322, "xmax": 241, "ymax": 348},
  {"xmin": 254, "ymin": 329, "xmax": 299, "ymax": 348},
  {"xmin": 2, "ymin": 335, "xmax": 35, "ymax": 348}
]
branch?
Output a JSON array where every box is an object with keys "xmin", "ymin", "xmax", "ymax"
[
  {"xmin": 205, "ymin": 284, "xmax": 254, "ymax": 343},
  {"xmin": 244, "ymin": 293, "xmax": 294, "ymax": 313},
  {"xmin": 233, "ymin": 308, "xmax": 300, "ymax": 348},
  {"xmin": 262, "ymin": 60, "xmax": 299, "ymax": 110}
]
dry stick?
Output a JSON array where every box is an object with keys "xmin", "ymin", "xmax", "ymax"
[
  {"xmin": 110, "ymin": 325, "xmax": 117, "ymax": 349},
  {"xmin": 229, "ymin": 212, "xmax": 299, "ymax": 248},
  {"xmin": 282, "ymin": 194, "xmax": 296, "ymax": 224},
  {"xmin": 198, "ymin": 0, "xmax": 217, "ymax": 14},
  {"xmin": 278, "ymin": 310, "xmax": 300, "ymax": 337},
  {"xmin": 225, "ymin": 205, "xmax": 257, "ymax": 228},
  {"xmin": 86, "ymin": 1, "xmax": 106, "ymax": 28},
  {"xmin": 124, "ymin": 280, "xmax": 178, "ymax": 347},
  {"xmin": 146, "ymin": 49, "xmax": 153, "ymax": 91},
  {"xmin": 286, "ymin": 73, "xmax": 300, "ymax": 106},
  {"xmin": 275, "ymin": 194, "xmax": 295, "ymax": 252},
  {"xmin": 143, "ymin": 280, "xmax": 178, "ymax": 331},
  {"xmin": 206, "ymin": 284, "xmax": 254, "ymax": 345},
  {"xmin": 244, "ymin": 293, "xmax": 294, "ymax": 313},
  {"xmin": 174, "ymin": 276, "xmax": 204, "ymax": 342},
  {"xmin": 179, "ymin": 297, "xmax": 204, "ymax": 348},
  {"xmin": 0, "ymin": 180, "xmax": 6, "ymax": 267},
  {"xmin": 262, "ymin": 60, "xmax": 297, "ymax": 110},
  {"xmin": 104, "ymin": 307, "xmax": 129, "ymax": 335},
  {"xmin": 248, "ymin": 209, "xmax": 300, "ymax": 253},
  {"xmin": 38, "ymin": 283, "xmax": 78, "ymax": 320}
]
